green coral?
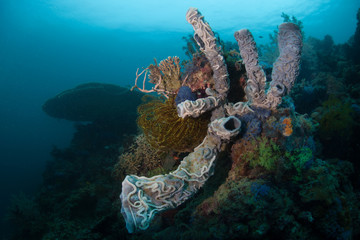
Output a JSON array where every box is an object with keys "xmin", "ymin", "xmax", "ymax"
[
  {"xmin": 285, "ymin": 147, "xmax": 313, "ymax": 181},
  {"xmin": 244, "ymin": 137, "xmax": 282, "ymax": 171}
]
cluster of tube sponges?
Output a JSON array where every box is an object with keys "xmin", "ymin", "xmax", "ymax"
[
  {"xmin": 120, "ymin": 7, "xmax": 302, "ymax": 233},
  {"xmin": 234, "ymin": 22, "xmax": 302, "ymax": 110}
]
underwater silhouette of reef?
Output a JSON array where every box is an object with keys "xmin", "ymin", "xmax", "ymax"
[
  {"xmin": 43, "ymin": 82, "xmax": 144, "ymax": 122},
  {"xmin": 6, "ymin": 8, "xmax": 360, "ymax": 240}
]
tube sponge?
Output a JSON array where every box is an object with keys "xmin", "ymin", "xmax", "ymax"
[
  {"xmin": 270, "ymin": 23, "xmax": 302, "ymax": 96},
  {"xmin": 186, "ymin": 7, "xmax": 229, "ymax": 120},
  {"xmin": 234, "ymin": 29, "xmax": 267, "ymax": 105},
  {"xmin": 120, "ymin": 116, "xmax": 241, "ymax": 233},
  {"xmin": 234, "ymin": 23, "xmax": 302, "ymax": 110}
]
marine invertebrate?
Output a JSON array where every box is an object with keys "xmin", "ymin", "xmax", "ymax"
[
  {"xmin": 120, "ymin": 116, "xmax": 241, "ymax": 233},
  {"xmin": 137, "ymin": 96, "xmax": 210, "ymax": 152},
  {"xmin": 120, "ymin": 7, "xmax": 302, "ymax": 233},
  {"xmin": 243, "ymin": 137, "xmax": 282, "ymax": 171},
  {"xmin": 234, "ymin": 22, "xmax": 302, "ymax": 110},
  {"xmin": 284, "ymin": 147, "xmax": 313, "ymax": 181},
  {"xmin": 186, "ymin": 8, "xmax": 229, "ymax": 102},
  {"xmin": 149, "ymin": 56, "xmax": 182, "ymax": 92},
  {"xmin": 113, "ymin": 134, "xmax": 167, "ymax": 178},
  {"xmin": 177, "ymin": 88, "xmax": 221, "ymax": 118},
  {"xmin": 175, "ymin": 86, "xmax": 197, "ymax": 105},
  {"xmin": 281, "ymin": 117, "xmax": 293, "ymax": 136},
  {"xmin": 182, "ymin": 34, "xmax": 201, "ymax": 59},
  {"xmin": 131, "ymin": 56, "xmax": 182, "ymax": 98},
  {"xmin": 11, "ymin": 8, "xmax": 360, "ymax": 240}
]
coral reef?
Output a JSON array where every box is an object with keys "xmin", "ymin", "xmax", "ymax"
[
  {"xmin": 8, "ymin": 7, "xmax": 360, "ymax": 240},
  {"xmin": 242, "ymin": 136, "xmax": 282, "ymax": 171},
  {"xmin": 120, "ymin": 7, "xmax": 303, "ymax": 233},
  {"xmin": 6, "ymin": 121, "xmax": 130, "ymax": 239},
  {"xmin": 43, "ymin": 83, "xmax": 143, "ymax": 122},
  {"xmin": 166, "ymin": 112, "xmax": 358, "ymax": 240}
]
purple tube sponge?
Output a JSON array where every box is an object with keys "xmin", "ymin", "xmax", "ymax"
[
  {"xmin": 234, "ymin": 29, "xmax": 267, "ymax": 105},
  {"xmin": 234, "ymin": 23, "xmax": 302, "ymax": 110},
  {"xmin": 270, "ymin": 23, "xmax": 302, "ymax": 96}
]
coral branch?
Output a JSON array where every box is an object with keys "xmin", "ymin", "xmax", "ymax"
[{"xmin": 131, "ymin": 67, "xmax": 170, "ymax": 98}]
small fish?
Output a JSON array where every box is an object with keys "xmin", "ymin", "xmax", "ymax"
[{"xmin": 259, "ymin": 35, "xmax": 264, "ymax": 38}]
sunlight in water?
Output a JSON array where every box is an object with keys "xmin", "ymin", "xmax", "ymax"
[{"xmin": 47, "ymin": 0, "xmax": 356, "ymax": 43}]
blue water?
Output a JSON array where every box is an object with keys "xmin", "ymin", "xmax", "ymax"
[{"xmin": 0, "ymin": 0, "xmax": 359, "ymax": 237}]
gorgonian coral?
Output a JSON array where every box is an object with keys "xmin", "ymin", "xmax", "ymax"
[
  {"xmin": 131, "ymin": 56, "xmax": 183, "ymax": 98},
  {"xmin": 137, "ymin": 96, "xmax": 210, "ymax": 152},
  {"xmin": 148, "ymin": 56, "xmax": 182, "ymax": 94}
]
